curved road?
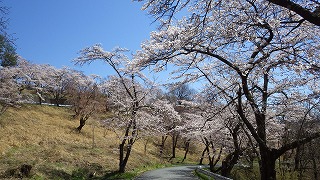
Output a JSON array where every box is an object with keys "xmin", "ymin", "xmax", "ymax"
[{"xmin": 135, "ymin": 165, "xmax": 200, "ymax": 180}]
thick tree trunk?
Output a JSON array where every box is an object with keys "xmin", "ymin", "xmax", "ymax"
[
  {"xmin": 119, "ymin": 143, "xmax": 125, "ymax": 173},
  {"xmin": 207, "ymin": 146, "xmax": 222, "ymax": 173},
  {"xmin": 118, "ymin": 142, "xmax": 132, "ymax": 173},
  {"xmin": 118, "ymin": 116, "xmax": 137, "ymax": 173},
  {"xmin": 259, "ymin": 149, "xmax": 277, "ymax": 180}
]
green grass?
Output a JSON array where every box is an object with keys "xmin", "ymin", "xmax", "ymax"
[{"xmin": 194, "ymin": 170, "xmax": 215, "ymax": 180}]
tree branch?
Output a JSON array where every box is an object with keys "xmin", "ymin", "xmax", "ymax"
[
  {"xmin": 276, "ymin": 131, "xmax": 320, "ymax": 158},
  {"xmin": 267, "ymin": 0, "xmax": 320, "ymax": 26}
]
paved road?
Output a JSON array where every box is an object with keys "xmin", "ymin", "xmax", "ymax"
[{"xmin": 135, "ymin": 165, "xmax": 200, "ymax": 180}]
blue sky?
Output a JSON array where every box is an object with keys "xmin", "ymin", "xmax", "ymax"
[{"xmin": 3, "ymin": 0, "xmax": 157, "ymax": 76}]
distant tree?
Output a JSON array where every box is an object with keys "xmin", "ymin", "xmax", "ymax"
[
  {"xmin": 178, "ymin": 100, "xmax": 228, "ymax": 172},
  {"xmin": 150, "ymin": 99, "xmax": 182, "ymax": 159},
  {"xmin": 0, "ymin": 34, "xmax": 17, "ymax": 67},
  {"xmin": 14, "ymin": 59, "xmax": 48, "ymax": 104},
  {"xmin": 166, "ymin": 83, "xmax": 196, "ymax": 103},
  {"xmin": 0, "ymin": 59, "xmax": 33, "ymax": 116},
  {"xmin": 178, "ymin": 97, "xmax": 246, "ymax": 176},
  {"xmin": 163, "ymin": 84, "xmax": 196, "ymax": 159},
  {"xmin": 67, "ymin": 73, "xmax": 105, "ymax": 132},
  {"xmin": 0, "ymin": 3, "xmax": 17, "ymax": 67},
  {"xmin": 45, "ymin": 67, "xmax": 74, "ymax": 106},
  {"xmin": 0, "ymin": 66, "xmax": 20, "ymax": 115}
]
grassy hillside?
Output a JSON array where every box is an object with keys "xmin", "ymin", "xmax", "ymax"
[{"xmin": 0, "ymin": 104, "xmax": 201, "ymax": 179}]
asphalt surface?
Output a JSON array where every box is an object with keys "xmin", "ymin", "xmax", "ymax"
[{"xmin": 135, "ymin": 165, "xmax": 200, "ymax": 180}]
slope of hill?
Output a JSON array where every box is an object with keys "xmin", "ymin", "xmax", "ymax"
[{"xmin": 0, "ymin": 104, "xmax": 190, "ymax": 179}]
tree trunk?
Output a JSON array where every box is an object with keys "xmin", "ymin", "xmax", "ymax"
[
  {"xmin": 76, "ymin": 117, "xmax": 86, "ymax": 132},
  {"xmin": 55, "ymin": 96, "xmax": 60, "ymax": 107},
  {"xmin": 312, "ymin": 152, "xmax": 318, "ymax": 180},
  {"xmin": 38, "ymin": 95, "xmax": 42, "ymax": 105},
  {"xmin": 294, "ymin": 145, "xmax": 301, "ymax": 170},
  {"xmin": 182, "ymin": 139, "xmax": 190, "ymax": 163},
  {"xmin": 208, "ymin": 156, "xmax": 214, "ymax": 172},
  {"xmin": 221, "ymin": 123, "xmax": 241, "ymax": 177},
  {"xmin": 259, "ymin": 149, "xmax": 277, "ymax": 180},
  {"xmin": 118, "ymin": 115, "xmax": 137, "ymax": 173},
  {"xmin": 144, "ymin": 138, "xmax": 149, "ymax": 155},
  {"xmin": 119, "ymin": 143, "xmax": 132, "ymax": 173},
  {"xmin": 171, "ymin": 133, "xmax": 179, "ymax": 159},
  {"xmin": 159, "ymin": 135, "xmax": 167, "ymax": 158},
  {"xmin": 238, "ymin": 86, "xmax": 277, "ymax": 180},
  {"xmin": 206, "ymin": 143, "xmax": 222, "ymax": 173},
  {"xmin": 203, "ymin": 137, "xmax": 215, "ymax": 172},
  {"xmin": 0, "ymin": 105, "xmax": 8, "ymax": 115},
  {"xmin": 199, "ymin": 146, "xmax": 208, "ymax": 165},
  {"xmin": 118, "ymin": 133, "xmax": 134, "ymax": 173},
  {"xmin": 221, "ymin": 150, "xmax": 240, "ymax": 177}
]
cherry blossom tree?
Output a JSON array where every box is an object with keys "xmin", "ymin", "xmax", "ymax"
[
  {"xmin": 45, "ymin": 67, "xmax": 76, "ymax": 106},
  {"xmin": 101, "ymin": 76, "xmax": 142, "ymax": 171},
  {"xmin": 0, "ymin": 65, "xmax": 21, "ymax": 115},
  {"xmin": 178, "ymin": 97, "xmax": 245, "ymax": 176},
  {"xmin": 0, "ymin": 58, "xmax": 34, "ymax": 116},
  {"xmin": 149, "ymin": 98, "xmax": 182, "ymax": 159},
  {"xmin": 134, "ymin": 1, "xmax": 320, "ymax": 179},
  {"xmin": 182, "ymin": 105, "xmax": 227, "ymax": 171},
  {"xmin": 158, "ymin": 84, "xmax": 196, "ymax": 159},
  {"xmin": 135, "ymin": 0, "xmax": 320, "ymax": 26},
  {"xmin": 67, "ymin": 72, "xmax": 105, "ymax": 132},
  {"xmin": 17, "ymin": 61, "xmax": 75, "ymax": 106},
  {"xmin": 14, "ymin": 60, "xmax": 51, "ymax": 104},
  {"xmin": 74, "ymin": 45, "xmax": 156, "ymax": 173}
]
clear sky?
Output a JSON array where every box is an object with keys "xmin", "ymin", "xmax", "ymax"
[{"xmin": 2, "ymin": 0, "xmax": 157, "ymax": 77}]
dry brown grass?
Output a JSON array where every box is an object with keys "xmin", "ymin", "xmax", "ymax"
[{"xmin": 0, "ymin": 104, "xmax": 202, "ymax": 179}]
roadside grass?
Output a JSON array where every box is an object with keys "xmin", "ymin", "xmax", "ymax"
[
  {"xmin": 0, "ymin": 104, "xmax": 200, "ymax": 179},
  {"xmin": 193, "ymin": 160, "xmax": 299, "ymax": 180},
  {"xmin": 195, "ymin": 172, "xmax": 215, "ymax": 180},
  {"xmin": 230, "ymin": 161, "xmax": 299, "ymax": 180}
]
